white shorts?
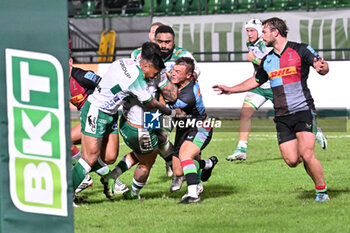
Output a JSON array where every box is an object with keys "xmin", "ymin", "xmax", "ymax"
[{"xmin": 244, "ymin": 91, "xmax": 269, "ymax": 110}]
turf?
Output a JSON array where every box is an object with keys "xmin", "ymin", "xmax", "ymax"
[{"xmin": 73, "ymin": 119, "xmax": 350, "ymax": 233}]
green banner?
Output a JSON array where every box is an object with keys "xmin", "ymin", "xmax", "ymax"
[{"xmin": 0, "ymin": 1, "xmax": 73, "ymax": 232}]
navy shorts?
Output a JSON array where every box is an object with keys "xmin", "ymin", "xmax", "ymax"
[{"xmin": 274, "ymin": 110, "xmax": 317, "ymax": 144}]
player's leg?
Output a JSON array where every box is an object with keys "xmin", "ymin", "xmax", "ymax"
[
  {"xmin": 170, "ymin": 155, "xmax": 185, "ymax": 192},
  {"xmin": 73, "ymin": 133, "xmax": 101, "ymax": 191},
  {"xmin": 297, "ymin": 131, "xmax": 329, "ymax": 202},
  {"xmin": 311, "ymin": 110, "xmax": 328, "ymax": 150},
  {"xmin": 123, "ymin": 150, "xmax": 158, "ymax": 200},
  {"xmin": 178, "ymin": 141, "xmax": 201, "ymax": 204},
  {"xmin": 227, "ymin": 90, "xmax": 268, "ymax": 161},
  {"xmin": 155, "ymin": 127, "xmax": 174, "ymax": 177},
  {"xmin": 170, "ymin": 130, "xmax": 185, "ymax": 192}
]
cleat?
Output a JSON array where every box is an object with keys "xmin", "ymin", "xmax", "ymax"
[
  {"xmin": 182, "ymin": 182, "xmax": 204, "ymax": 199},
  {"xmin": 166, "ymin": 163, "xmax": 173, "ymax": 177},
  {"xmin": 226, "ymin": 149, "xmax": 247, "ymax": 161},
  {"xmin": 123, "ymin": 189, "xmax": 141, "ymax": 200},
  {"xmin": 179, "ymin": 196, "xmax": 201, "ymax": 204},
  {"xmin": 316, "ymin": 127, "xmax": 328, "ymax": 150},
  {"xmin": 170, "ymin": 176, "xmax": 184, "ymax": 192},
  {"xmin": 314, "ymin": 192, "xmax": 330, "ymax": 202},
  {"xmin": 201, "ymin": 156, "xmax": 218, "ymax": 182},
  {"xmin": 100, "ymin": 172, "xmax": 116, "ymax": 199},
  {"xmin": 75, "ymin": 174, "xmax": 93, "ymax": 194},
  {"xmin": 114, "ymin": 178, "xmax": 129, "ymax": 194}
]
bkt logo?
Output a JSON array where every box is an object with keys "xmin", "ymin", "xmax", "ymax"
[
  {"xmin": 6, "ymin": 49, "xmax": 68, "ymax": 216},
  {"xmin": 143, "ymin": 110, "xmax": 161, "ymax": 129}
]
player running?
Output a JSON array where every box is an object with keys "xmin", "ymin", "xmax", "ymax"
[
  {"xmin": 214, "ymin": 17, "xmax": 329, "ymax": 202},
  {"xmin": 226, "ymin": 18, "xmax": 328, "ymax": 162}
]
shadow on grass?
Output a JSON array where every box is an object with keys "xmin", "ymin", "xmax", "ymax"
[
  {"xmin": 297, "ymin": 188, "xmax": 350, "ymax": 200},
  {"xmin": 239, "ymin": 157, "xmax": 282, "ymax": 165},
  {"xmin": 140, "ymin": 183, "xmax": 237, "ymax": 200}
]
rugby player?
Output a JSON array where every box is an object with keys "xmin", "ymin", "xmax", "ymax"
[
  {"xmin": 170, "ymin": 57, "xmax": 218, "ymax": 204},
  {"xmin": 213, "ymin": 17, "xmax": 329, "ymax": 202},
  {"xmin": 72, "ymin": 42, "xmax": 173, "ymax": 193},
  {"xmin": 101, "ymin": 42, "xmax": 178, "ymax": 199},
  {"xmin": 227, "ymin": 18, "xmax": 328, "ymax": 162}
]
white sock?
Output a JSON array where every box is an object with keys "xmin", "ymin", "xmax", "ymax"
[
  {"xmin": 204, "ymin": 159, "xmax": 213, "ymax": 169},
  {"xmin": 187, "ymin": 184, "xmax": 198, "ymax": 198},
  {"xmin": 237, "ymin": 140, "xmax": 248, "ymax": 149}
]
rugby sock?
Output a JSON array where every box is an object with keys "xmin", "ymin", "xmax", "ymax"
[
  {"xmin": 196, "ymin": 159, "xmax": 213, "ymax": 170},
  {"xmin": 112, "ymin": 156, "xmax": 132, "ymax": 178},
  {"xmin": 181, "ymin": 159, "xmax": 198, "ymax": 198},
  {"xmin": 194, "ymin": 160, "xmax": 201, "ymax": 184},
  {"xmin": 71, "ymin": 145, "xmax": 81, "ymax": 162},
  {"xmin": 237, "ymin": 140, "xmax": 248, "ymax": 152},
  {"xmin": 315, "ymin": 184, "xmax": 327, "ymax": 193},
  {"xmin": 72, "ymin": 158, "xmax": 91, "ymax": 191},
  {"xmin": 95, "ymin": 158, "xmax": 110, "ymax": 176},
  {"xmin": 131, "ymin": 178, "xmax": 146, "ymax": 195}
]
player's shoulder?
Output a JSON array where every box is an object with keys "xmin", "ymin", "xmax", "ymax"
[{"xmin": 173, "ymin": 46, "xmax": 192, "ymax": 58}]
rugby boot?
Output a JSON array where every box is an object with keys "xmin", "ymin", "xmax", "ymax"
[
  {"xmin": 316, "ymin": 127, "xmax": 328, "ymax": 150},
  {"xmin": 201, "ymin": 156, "xmax": 218, "ymax": 182},
  {"xmin": 226, "ymin": 147, "xmax": 247, "ymax": 161},
  {"xmin": 114, "ymin": 178, "xmax": 129, "ymax": 194},
  {"xmin": 100, "ymin": 172, "xmax": 116, "ymax": 199}
]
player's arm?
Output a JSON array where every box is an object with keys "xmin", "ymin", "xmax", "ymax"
[
  {"xmin": 144, "ymin": 97, "xmax": 173, "ymax": 115},
  {"xmin": 304, "ymin": 44, "xmax": 329, "ymax": 75},
  {"xmin": 159, "ymin": 81, "xmax": 178, "ymax": 102},
  {"xmin": 212, "ymin": 76, "xmax": 260, "ymax": 95},
  {"xmin": 247, "ymin": 51, "xmax": 261, "ymax": 66},
  {"xmin": 313, "ymin": 57, "xmax": 329, "ymax": 75}
]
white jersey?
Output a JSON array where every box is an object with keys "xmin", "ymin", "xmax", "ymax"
[
  {"xmin": 87, "ymin": 58, "xmax": 152, "ymax": 115},
  {"xmin": 122, "ymin": 70, "xmax": 169, "ymax": 125},
  {"xmin": 247, "ymin": 38, "xmax": 271, "ymax": 89}
]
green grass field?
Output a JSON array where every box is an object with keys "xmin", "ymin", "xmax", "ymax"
[{"xmin": 74, "ymin": 119, "xmax": 350, "ymax": 233}]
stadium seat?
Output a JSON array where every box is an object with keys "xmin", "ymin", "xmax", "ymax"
[
  {"xmin": 186, "ymin": 0, "xmax": 207, "ymax": 15},
  {"xmin": 317, "ymin": 0, "xmax": 338, "ymax": 8},
  {"xmin": 234, "ymin": 0, "xmax": 255, "ymax": 13},
  {"xmin": 337, "ymin": 0, "xmax": 350, "ymax": 8},
  {"xmin": 266, "ymin": 0, "xmax": 288, "ymax": 11},
  {"xmin": 256, "ymin": 0, "xmax": 272, "ymax": 12},
  {"xmin": 285, "ymin": 0, "xmax": 305, "ymax": 10},
  {"xmin": 154, "ymin": 0, "xmax": 173, "ymax": 16},
  {"xmin": 208, "ymin": 0, "xmax": 223, "ymax": 14},
  {"xmin": 218, "ymin": 0, "xmax": 239, "ymax": 13},
  {"xmin": 80, "ymin": 0, "xmax": 95, "ymax": 16},
  {"xmin": 136, "ymin": 0, "xmax": 157, "ymax": 16},
  {"xmin": 171, "ymin": 0, "xmax": 190, "ymax": 15}
]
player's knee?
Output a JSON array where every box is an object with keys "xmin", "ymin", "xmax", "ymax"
[{"xmin": 285, "ymin": 159, "xmax": 300, "ymax": 168}]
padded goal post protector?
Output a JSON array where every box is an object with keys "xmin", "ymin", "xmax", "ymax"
[{"xmin": 0, "ymin": 0, "xmax": 73, "ymax": 232}]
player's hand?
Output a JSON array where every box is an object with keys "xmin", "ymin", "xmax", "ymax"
[
  {"xmin": 313, "ymin": 57, "xmax": 329, "ymax": 75},
  {"xmin": 175, "ymin": 108, "xmax": 186, "ymax": 118},
  {"xmin": 212, "ymin": 84, "xmax": 232, "ymax": 95},
  {"xmin": 247, "ymin": 51, "xmax": 255, "ymax": 62}
]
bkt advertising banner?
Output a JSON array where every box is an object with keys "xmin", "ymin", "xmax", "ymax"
[{"xmin": 0, "ymin": 1, "xmax": 73, "ymax": 232}]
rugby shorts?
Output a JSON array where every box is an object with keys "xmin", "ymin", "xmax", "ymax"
[
  {"xmin": 173, "ymin": 126, "xmax": 213, "ymax": 157},
  {"xmin": 119, "ymin": 116, "xmax": 158, "ymax": 155},
  {"xmin": 274, "ymin": 109, "xmax": 317, "ymax": 144},
  {"xmin": 80, "ymin": 100, "xmax": 119, "ymax": 138}
]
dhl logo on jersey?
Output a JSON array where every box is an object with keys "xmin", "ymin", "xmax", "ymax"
[
  {"xmin": 70, "ymin": 94, "xmax": 84, "ymax": 104},
  {"xmin": 268, "ymin": 66, "xmax": 297, "ymax": 79}
]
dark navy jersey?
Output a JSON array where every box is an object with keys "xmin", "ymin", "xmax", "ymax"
[
  {"xmin": 255, "ymin": 41, "xmax": 319, "ymax": 116},
  {"xmin": 169, "ymin": 79, "xmax": 207, "ymax": 121},
  {"xmin": 70, "ymin": 67, "xmax": 101, "ymax": 110}
]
